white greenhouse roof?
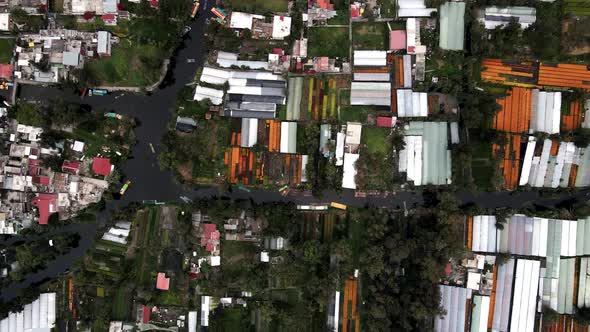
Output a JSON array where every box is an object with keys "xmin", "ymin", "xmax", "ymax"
[
  {"xmin": 509, "ymin": 259, "xmax": 540, "ymax": 332},
  {"xmin": 530, "ymin": 89, "xmax": 561, "ymax": 134},
  {"xmin": 280, "ymin": 122, "xmax": 297, "ymax": 154},
  {"xmin": 396, "ymin": 90, "xmax": 427, "ymax": 117},
  {"xmin": 353, "ymin": 50, "xmax": 387, "ymax": 67},
  {"xmin": 472, "ymin": 215, "xmax": 497, "ymax": 253},
  {"xmin": 434, "ymin": 285, "xmax": 471, "ymax": 332},
  {"xmin": 193, "ymin": 85, "xmax": 224, "ymax": 105},
  {"xmin": 241, "ymin": 118, "xmax": 258, "ymax": 148}
]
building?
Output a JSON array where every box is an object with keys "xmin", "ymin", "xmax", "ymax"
[
  {"xmin": 279, "ymin": 122, "xmax": 297, "ymax": 154},
  {"xmin": 398, "ymin": 122, "xmax": 452, "ymax": 185},
  {"xmin": 32, "ymin": 193, "xmax": 58, "ymax": 225},
  {"xmin": 272, "ymin": 16, "xmax": 292, "ymax": 40},
  {"xmin": 0, "ymin": 13, "xmax": 10, "ymax": 31},
  {"xmin": 439, "ymin": 2, "xmax": 465, "ymax": 51},
  {"xmin": 193, "ymin": 85, "xmax": 224, "ymax": 105},
  {"xmin": 240, "ymin": 118, "xmax": 258, "ymax": 148},
  {"xmin": 0, "ymin": 293, "xmax": 57, "ymax": 330},
  {"xmin": 97, "ymin": 31, "xmax": 112, "ymax": 56},
  {"xmin": 65, "ymin": 0, "xmax": 119, "ymax": 15},
  {"xmin": 353, "ymin": 50, "xmax": 387, "ymax": 67},
  {"xmin": 397, "ymin": 0, "xmax": 437, "ymax": 17},
  {"xmin": 175, "ymin": 116, "xmax": 197, "ymax": 133},
  {"xmin": 350, "ymin": 82, "xmax": 391, "ymax": 106},
  {"xmin": 229, "ymin": 12, "xmax": 264, "ymax": 30},
  {"xmin": 483, "ymin": 6, "xmax": 536, "ymax": 29},
  {"xmin": 216, "ymin": 51, "xmax": 268, "ymax": 70},
  {"xmin": 389, "ymin": 30, "xmax": 406, "ymax": 51},
  {"xmin": 156, "ymin": 272, "xmax": 170, "ymax": 290},
  {"xmin": 530, "ymin": 90, "xmax": 561, "ymax": 134},
  {"xmin": 92, "ymin": 157, "xmax": 112, "ymax": 177},
  {"xmin": 395, "ymin": 90, "xmax": 428, "ymax": 117},
  {"xmin": 434, "ymin": 285, "xmax": 471, "ymax": 332}
]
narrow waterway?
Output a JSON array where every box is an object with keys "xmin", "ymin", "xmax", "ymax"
[{"xmin": 1, "ymin": 7, "xmax": 589, "ymax": 301}]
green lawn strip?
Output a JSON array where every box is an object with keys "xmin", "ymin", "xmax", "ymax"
[
  {"xmin": 0, "ymin": 39, "xmax": 14, "ymax": 63},
  {"xmin": 339, "ymin": 105, "xmax": 373, "ymax": 123},
  {"xmin": 307, "ymin": 27, "xmax": 349, "ymax": 58},
  {"xmin": 327, "ymin": 10, "xmax": 350, "ymax": 25},
  {"xmin": 210, "ymin": 307, "xmax": 251, "ymax": 331},
  {"xmin": 154, "ymin": 289, "xmax": 184, "ymax": 306},
  {"xmin": 361, "ymin": 126, "xmax": 390, "ymax": 154}
]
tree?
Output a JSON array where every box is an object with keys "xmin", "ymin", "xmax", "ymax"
[
  {"xmin": 14, "ymin": 103, "xmax": 45, "ymax": 127},
  {"xmin": 574, "ymin": 128, "xmax": 590, "ymax": 148}
]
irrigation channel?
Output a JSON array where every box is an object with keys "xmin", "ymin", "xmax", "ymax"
[{"xmin": 1, "ymin": 7, "xmax": 590, "ymax": 301}]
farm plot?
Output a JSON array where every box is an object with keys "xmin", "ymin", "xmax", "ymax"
[{"xmin": 492, "ymin": 134, "xmax": 523, "ymax": 190}]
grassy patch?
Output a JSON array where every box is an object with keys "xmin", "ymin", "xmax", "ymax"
[
  {"xmin": 339, "ymin": 105, "xmax": 373, "ymax": 123},
  {"xmin": 154, "ymin": 289, "xmax": 184, "ymax": 306},
  {"xmin": 210, "ymin": 307, "xmax": 251, "ymax": 331},
  {"xmin": 49, "ymin": 0, "xmax": 64, "ymax": 12},
  {"xmin": 226, "ymin": 0, "xmax": 288, "ymax": 14},
  {"xmin": 0, "ymin": 39, "xmax": 14, "ymax": 64},
  {"xmin": 86, "ymin": 42, "xmax": 165, "ymax": 87},
  {"xmin": 378, "ymin": 0, "xmax": 397, "ymax": 18},
  {"xmin": 307, "ymin": 27, "xmax": 349, "ymax": 58},
  {"xmin": 352, "ymin": 22, "xmax": 388, "ymax": 50},
  {"xmin": 361, "ymin": 127, "xmax": 390, "ymax": 154}
]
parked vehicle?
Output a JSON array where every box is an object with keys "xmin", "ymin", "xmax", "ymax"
[{"xmin": 119, "ymin": 180, "xmax": 131, "ymax": 195}]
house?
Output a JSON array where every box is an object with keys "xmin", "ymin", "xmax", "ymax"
[
  {"xmin": 199, "ymin": 223, "xmax": 220, "ymax": 254},
  {"xmin": 32, "ymin": 193, "xmax": 58, "ymax": 225},
  {"xmin": 376, "ymin": 116, "xmax": 394, "ymax": 128},
  {"xmin": 66, "ymin": 0, "xmax": 119, "ymax": 15},
  {"xmin": 175, "ymin": 116, "xmax": 197, "ymax": 133},
  {"xmin": 101, "ymin": 13, "xmax": 117, "ymax": 26},
  {"xmin": 272, "ymin": 16, "xmax": 291, "ymax": 40},
  {"xmin": 62, "ymin": 160, "xmax": 81, "ymax": 175},
  {"xmin": 439, "ymin": 2, "xmax": 465, "ymax": 51},
  {"xmin": 389, "ymin": 30, "xmax": 406, "ymax": 51},
  {"xmin": 229, "ymin": 12, "xmax": 264, "ymax": 30},
  {"xmin": 0, "ymin": 64, "xmax": 12, "ymax": 80},
  {"xmin": 92, "ymin": 157, "xmax": 112, "ymax": 176},
  {"xmin": 97, "ymin": 31, "xmax": 112, "ymax": 57},
  {"xmin": 156, "ymin": 272, "xmax": 170, "ymax": 290}
]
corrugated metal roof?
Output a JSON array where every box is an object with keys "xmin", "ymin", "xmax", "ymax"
[
  {"xmin": 575, "ymin": 147, "xmax": 590, "ymax": 187},
  {"xmin": 353, "ymin": 73, "xmax": 390, "ymax": 81},
  {"xmin": 483, "ymin": 6, "xmax": 536, "ymax": 29},
  {"xmin": 241, "ymin": 118, "xmax": 258, "ymax": 148},
  {"xmin": 530, "ymin": 90, "xmax": 561, "ymax": 134},
  {"xmin": 193, "ymin": 85, "xmax": 224, "ymax": 105},
  {"xmin": 227, "ymin": 110, "xmax": 276, "ymax": 119},
  {"xmin": 342, "ymin": 153, "xmax": 359, "ymax": 189},
  {"xmin": 509, "ymin": 259, "xmax": 540, "ymax": 332},
  {"xmin": 450, "ymin": 122, "xmax": 459, "ymax": 144},
  {"xmin": 335, "ymin": 132, "xmax": 345, "ymax": 166},
  {"xmin": 434, "ymin": 285, "xmax": 471, "ymax": 332},
  {"xmin": 472, "ymin": 215, "xmax": 497, "ymax": 253},
  {"xmin": 556, "ymin": 258, "xmax": 575, "ymax": 314},
  {"xmin": 470, "ymin": 295, "xmax": 490, "ymax": 332},
  {"xmin": 396, "ymin": 90, "xmax": 427, "ymax": 117},
  {"xmin": 286, "ymin": 77, "xmax": 303, "ymax": 120},
  {"xmin": 351, "ymin": 82, "xmax": 391, "ymax": 106},
  {"xmin": 403, "ymin": 55, "xmax": 413, "ymax": 88},
  {"xmin": 399, "ymin": 136, "xmax": 422, "ymax": 185},
  {"xmin": 398, "ymin": 8, "xmax": 437, "ymax": 17},
  {"xmin": 280, "ymin": 122, "xmax": 297, "ymax": 154},
  {"xmin": 422, "ymin": 122, "xmax": 451, "ymax": 185},
  {"xmin": 353, "ymin": 51, "xmax": 387, "ymax": 67},
  {"xmin": 439, "ymin": 2, "xmax": 465, "ymax": 51},
  {"xmin": 578, "ymin": 257, "xmax": 590, "ymax": 308}
]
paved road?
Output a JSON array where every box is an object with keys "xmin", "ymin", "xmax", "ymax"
[{"xmin": 2, "ymin": 6, "xmax": 589, "ymax": 301}]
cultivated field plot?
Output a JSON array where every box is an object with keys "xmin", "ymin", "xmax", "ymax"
[
  {"xmin": 492, "ymin": 134, "xmax": 523, "ymax": 190},
  {"xmin": 561, "ymin": 18, "xmax": 590, "ymax": 55},
  {"xmin": 301, "ymin": 75, "xmax": 351, "ymax": 122},
  {"xmin": 564, "ymin": 0, "xmax": 590, "ymax": 16},
  {"xmin": 352, "ymin": 22, "xmax": 389, "ymax": 50},
  {"xmin": 493, "ymin": 87, "xmax": 532, "ymax": 133},
  {"xmin": 307, "ymin": 27, "xmax": 350, "ymax": 58},
  {"xmin": 561, "ymin": 99, "xmax": 584, "ymax": 131},
  {"xmin": 0, "ymin": 39, "xmax": 13, "ymax": 63}
]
